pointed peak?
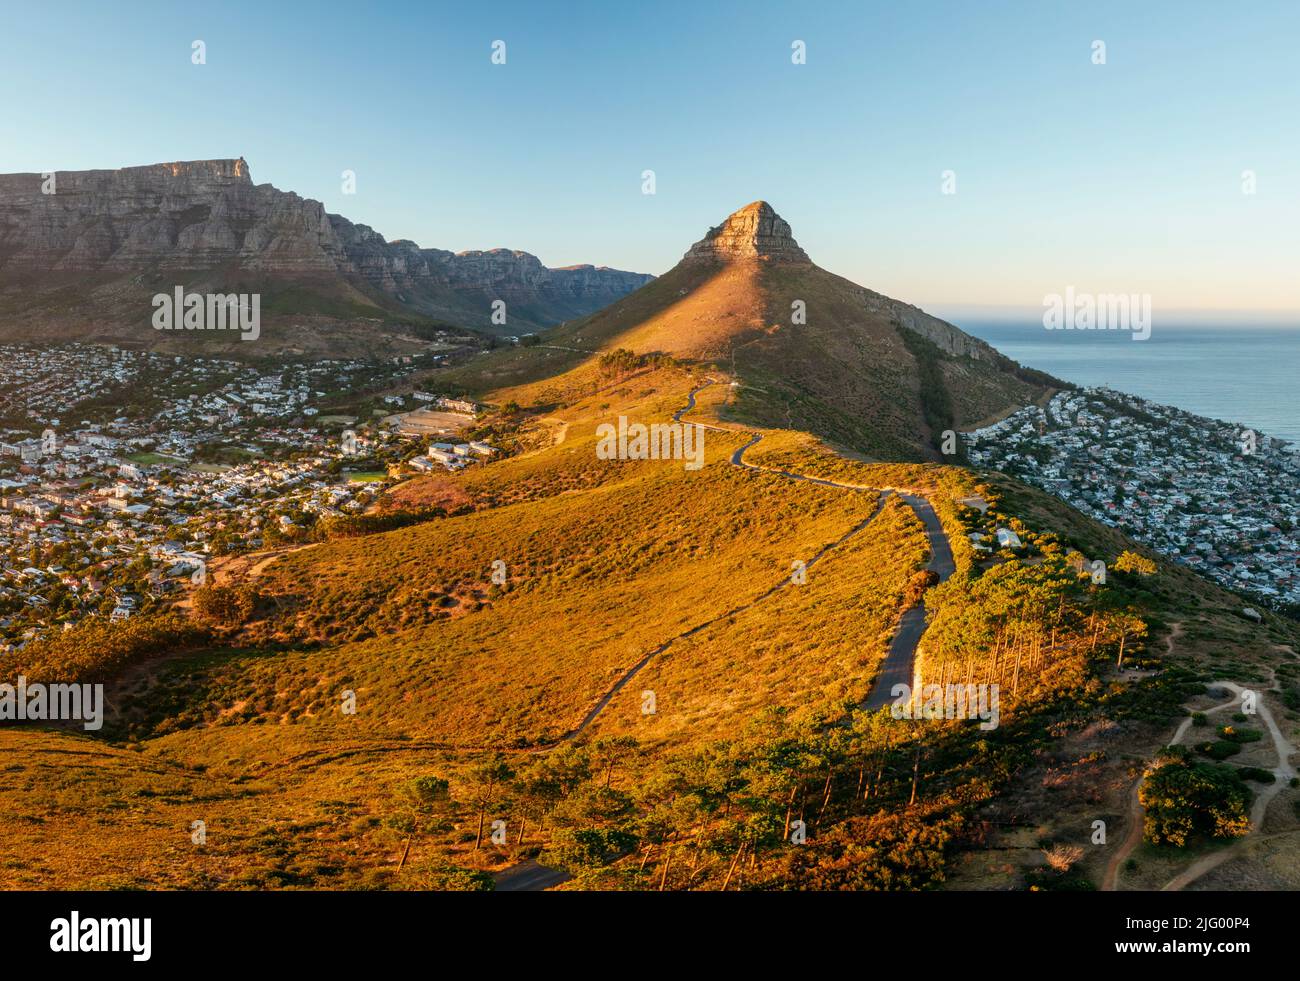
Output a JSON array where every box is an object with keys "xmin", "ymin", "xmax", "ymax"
[{"xmin": 683, "ymin": 201, "xmax": 810, "ymax": 264}]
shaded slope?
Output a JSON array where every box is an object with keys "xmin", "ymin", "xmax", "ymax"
[{"xmin": 445, "ymin": 201, "xmax": 1058, "ymax": 461}]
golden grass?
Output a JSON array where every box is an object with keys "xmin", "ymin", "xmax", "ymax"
[{"xmin": 584, "ymin": 496, "xmax": 928, "ymax": 746}]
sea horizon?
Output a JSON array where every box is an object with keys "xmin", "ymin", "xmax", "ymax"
[{"xmin": 957, "ymin": 320, "xmax": 1300, "ymax": 445}]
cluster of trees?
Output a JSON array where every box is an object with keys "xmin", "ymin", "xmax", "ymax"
[
  {"xmin": 921, "ymin": 544, "xmax": 1149, "ymax": 707},
  {"xmin": 315, "ymin": 507, "xmax": 460, "ymax": 540},
  {"xmin": 192, "ymin": 583, "xmax": 257, "ymax": 628},
  {"xmin": 1139, "ymin": 748, "xmax": 1252, "ymax": 846},
  {"xmin": 255, "ymin": 502, "xmax": 473, "ymax": 550},
  {"xmin": 396, "ymin": 709, "xmax": 986, "ymax": 891},
  {"xmin": 2, "ymin": 613, "xmax": 208, "ymax": 685},
  {"xmin": 1114, "ymin": 550, "xmax": 1159, "ymax": 576},
  {"xmin": 597, "ymin": 349, "xmax": 679, "ymax": 380}
]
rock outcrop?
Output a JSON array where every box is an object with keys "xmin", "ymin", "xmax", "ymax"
[
  {"xmin": 519, "ymin": 198, "xmax": 1057, "ymax": 462},
  {"xmin": 682, "ymin": 200, "xmax": 810, "ymax": 264},
  {"xmin": 678, "ymin": 200, "xmax": 995, "ymax": 362}
]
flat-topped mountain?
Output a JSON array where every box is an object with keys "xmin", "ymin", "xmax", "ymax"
[{"xmin": 0, "ymin": 158, "xmax": 653, "ymax": 350}]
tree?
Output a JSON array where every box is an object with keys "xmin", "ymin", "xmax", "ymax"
[
  {"xmin": 512, "ymin": 759, "xmax": 564, "ymax": 847},
  {"xmin": 590, "ymin": 735, "xmax": 640, "ymax": 788},
  {"xmin": 1140, "ymin": 754, "xmax": 1251, "ymax": 847},
  {"xmin": 394, "ymin": 775, "xmax": 451, "ymax": 870},
  {"xmin": 192, "ymin": 583, "xmax": 256, "ymax": 627},
  {"xmin": 1114, "ymin": 550, "xmax": 1158, "ymax": 576},
  {"xmin": 457, "ymin": 757, "xmax": 515, "ymax": 849}
]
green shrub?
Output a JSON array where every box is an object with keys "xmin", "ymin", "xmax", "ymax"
[
  {"xmin": 192, "ymin": 583, "xmax": 257, "ymax": 628},
  {"xmin": 1140, "ymin": 756, "xmax": 1252, "ymax": 847},
  {"xmin": 1197, "ymin": 740, "xmax": 1243, "ymax": 760},
  {"xmin": 415, "ymin": 862, "xmax": 494, "ymax": 891},
  {"xmin": 1237, "ymin": 767, "xmax": 1275, "ymax": 784},
  {"xmin": 2, "ymin": 613, "xmax": 209, "ymax": 685},
  {"xmin": 1218, "ymin": 726, "xmax": 1263, "ymax": 743}
]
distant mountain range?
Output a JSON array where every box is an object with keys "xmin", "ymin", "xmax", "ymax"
[{"xmin": 0, "ymin": 158, "xmax": 653, "ymax": 352}]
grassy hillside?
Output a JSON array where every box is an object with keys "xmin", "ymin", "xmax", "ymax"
[
  {"xmin": 437, "ymin": 251, "xmax": 1051, "ymax": 463},
  {"xmin": 2, "ymin": 210, "xmax": 1295, "ymax": 893},
  {"xmin": 5, "ymin": 357, "xmax": 1293, "ymax": 891}
]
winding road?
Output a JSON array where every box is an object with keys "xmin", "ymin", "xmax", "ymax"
[
  {"xmin": 675, "ymin": 382, "xmax": 956, "ymax": 711},
  {"xmin": 496, "ymin": 380, "xmax": 958, "ymax": 890},
  {"xmin": 864, "ymin": 495, "xmax": 954, "ymax": 709},
  {"xmin": 663, "ymin": 381, "xmax": 955, "ymax": 717}
]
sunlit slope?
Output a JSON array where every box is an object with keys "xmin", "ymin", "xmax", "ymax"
[
  {"xmin": 583, "ymin": 494, "xmax": 929, "ymax": 746},
  {"xmin": 435, "ymin": 259, "xmax": 761, "ymax": 400},
  {"xmin": 122, "ymin": 372, "xmax": 913, "ymax": 748},
  {"xmin": 0, "ymin": 724, "xmax": 451, "ymax": 890},
  {"xmin": 441, "ymin": 202, "xmax": 1055, "ymax": 461},
  {"xmin": 5, "ymin": 374, "xmax": 1299, "ymax": 891}
]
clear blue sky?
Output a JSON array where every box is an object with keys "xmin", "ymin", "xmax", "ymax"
[{"xmin": 2, "ymin": 0, "xmax": 1296, "ymax": 318}]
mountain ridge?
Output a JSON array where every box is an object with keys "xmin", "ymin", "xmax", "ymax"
[{"xmin": 0, "ymin": 158, "xmax": 654, "ymax": 347}]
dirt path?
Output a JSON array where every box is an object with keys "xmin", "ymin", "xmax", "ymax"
[
  {"xmin": 1102, "ymin": 773, "xmax": 1147, "ymax": 891},
  {"xmin": 245, "ymin": 542, "xmax": 321, "ymax": 579},
  {"xmin": 1101, "ymin": 645, "xmax": 1296, "ymax": 890},
  {"xmin": 193, "ymin": 541, "xmax": 322, "ymax": 595},
  {"xmin": 1101, "ymin": 622, "xmax": 1217, "ymax": 890},
  {"xmin": 1160, "ymin": 680, "xmax": 1297, "ymax": 890},
  {"xmin": 111, "ymin": 541, "xmax": 324, "ymax": 717},
  {"xmin": 560, "ymin": 491, "xmax": 887, "ymax": 741}
]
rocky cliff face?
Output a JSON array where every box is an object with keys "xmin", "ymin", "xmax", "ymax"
[
  {"xmin": 678, "ymin": 200, "xmax": 994, "ymax": 362},
  {"xmin": 0, "ymin": 158, "xmax": 653, "ymax": 333},
  {"xmin": 852, "ymin": 285, "xmax": 999, "ymax": 363},
  {"xmin": 682, "ymin": 200, "xmax": 810, "ymax": 264}
]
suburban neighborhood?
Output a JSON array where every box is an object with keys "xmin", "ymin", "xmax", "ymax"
[
  {"xmin": 0, "ymin": 343, "xmax": 496, "ymax": 652},
  {"xmin": 965, "ymin": 386, "xmax": 1299, "ymax": 611}
]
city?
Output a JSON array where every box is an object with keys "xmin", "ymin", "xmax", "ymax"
[{"xmin": 0, "ymin": 343, "xmax": 497, "ymax": 651}]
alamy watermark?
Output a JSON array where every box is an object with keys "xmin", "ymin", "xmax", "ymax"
[
  {"xmin": 596, "ymin": 416, "xmax": 705, "ymax": 470},
  {"xmin": 151, "ymin": 287, "xmax": 260, "ymax": 340},
  {"xmin": 0, "ymin": 676, "xmax": 104, "ymax": 731},
  {"xmin": 1043, "ymin": 287, "xmax": 1151, "ymax": 340},
  {"xmin": 890, "ymin": 682, "xmax": 1000, "ymax": 730},
  {"xmin": 50, "ymin": 911, "xmax": 150, "ymax": 961}
]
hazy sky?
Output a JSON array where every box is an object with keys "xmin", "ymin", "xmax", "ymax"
[{"xmin": 2, "ymin": 0, "xmax": 1297, "ymax": 318}]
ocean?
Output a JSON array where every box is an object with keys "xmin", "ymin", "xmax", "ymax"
[{"xmin": 959, "ymin": 322, "xmax": 1300, "ymax": 445}]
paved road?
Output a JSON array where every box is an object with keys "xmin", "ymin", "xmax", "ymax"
[
  {"xmin": 493, "ymin": 859, "xmax": 571, "ymax": 892},
  {"xmin": 864, "ymin": 605, "xmax": 930, "ymax": 710},
  {"xmin": 864, "ymin": 494, "xmax": 956, "ymax": 709},
  {"xmin": 676, "ymin": 381, "xmax": 958, "ymax": 713},
  {"xmin": 898, "ymin": 493, "xmax": 955, "ymax": 586},
  {"xmin": 497, "ymin": 381, "xmax": 960, "ymax": 886}
]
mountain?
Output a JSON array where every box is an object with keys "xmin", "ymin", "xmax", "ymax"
[
  {"xmin": 0, "ymin": 158, "xmax": 653, "ymax": 352},
  {"xmin": 456, "ymin": 201, "xmax": 1062, "ymax": 460}
]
